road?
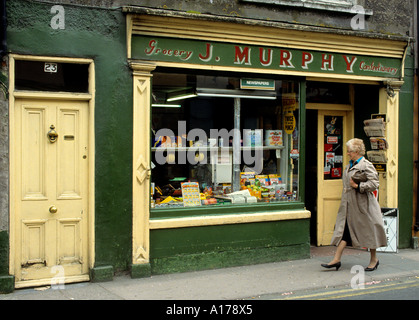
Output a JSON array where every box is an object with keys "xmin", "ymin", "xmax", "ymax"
[{"xmin": 264, "ymin": 276, "xmax": 419, "ymax": 300}]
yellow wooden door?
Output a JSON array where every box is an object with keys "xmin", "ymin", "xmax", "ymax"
[
  {"xmin": 317, "ymin": 110, "xmax": 350, "ymax": 246},
  {"xmin": 13, "ymin": 99, "xmax": 90, "ymax": 287}
]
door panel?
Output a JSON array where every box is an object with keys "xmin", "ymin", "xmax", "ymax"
[
  {"xmin": 57, "ymin": 108, "xmax": 83, "ymax": 199},
  {"xmin": 320, "ymin": 192, "xmax": 342, "ymax": 245},
  {"xmin": 21, "ymin": 219, "xmax": 47, "ymax": 266},
  {"xmin": 57, "ymin": 218, "xmax": 82, "ymax": 265},
  {"xmin": 317, "ymin": 110, "xmax": 349, "ymax": 246},
  {"xmin": 22, "ymin": 106, "xmax": 48, "ymax": 200},
  {"xmin": 14, "ymin": 99, "xmax": 89, "ymax": 285}
]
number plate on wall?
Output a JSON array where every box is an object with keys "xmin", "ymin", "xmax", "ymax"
[{"xmin": 44, "ymin": 62, "xmax": 58, "ymax": 73}]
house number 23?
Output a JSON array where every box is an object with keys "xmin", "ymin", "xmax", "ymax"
[{"xmin": 44, "ymin": 62, "xmax": 58, "ymax": 73}]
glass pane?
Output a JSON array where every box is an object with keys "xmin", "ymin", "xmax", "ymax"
[
  {"xmin": 150, "ymin": 72, "xmax": 300, "ymax": 209},
  {"xmin": 323, "ymin": 115, "xmax": 343, "ymax": 180},
  {"xmin": 306, "ymin": 81, "xmax": 350, "ymax": 104},
  {"xmin": 15, "ymin": 60, "xmax": 89, "ymax": 93}
]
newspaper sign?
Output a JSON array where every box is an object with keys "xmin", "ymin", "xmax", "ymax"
[{"xmin": 377, "ymin": 208, "xmax": 398, "ymax": 253}]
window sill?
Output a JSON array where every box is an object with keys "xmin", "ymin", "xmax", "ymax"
[
  {"xmin": 150, "ymin": 202, "xmax": 310, "ymax": 229},
  {"xmin": 150, "ymin": 206, "xmax": 310, "ymax": 229},
  {"xmin": 240, "ymin": 0, "xmax": 373, "ymax": 15}
]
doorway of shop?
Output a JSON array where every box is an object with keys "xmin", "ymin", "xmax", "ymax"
[
  {"xmin": 11, "ymin": 98, "xmax": 91, "ymax": 288},
  {"xmin": 306, "ymin": 108, "xmax": 353, "ymax": 246},
  {"xmin": 306, "ymin": 109, "xmax": 318, "ymax": 245}
]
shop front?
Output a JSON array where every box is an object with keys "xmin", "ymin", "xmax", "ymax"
[
  {"xmin": 2, "ymin": 2, "xmax": 413, "ymax": 292},
  {"xmin": 125, "ymin": 8, "xmax": 411, "ymax": 276}
]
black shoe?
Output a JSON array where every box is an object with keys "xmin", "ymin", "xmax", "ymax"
[
  {"xmin": 321, "ymin": 261, "xmax": 341, "ymax": 271},
  {"xmin": 365, "ymin": 260, "xmax": 379, "ymax": 272}
]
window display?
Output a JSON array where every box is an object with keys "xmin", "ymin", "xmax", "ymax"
[
  {"xmin": 323, "ymin": 115, "xmax": 343, "ymax": 180},
  {"xmin": 150, "ymin": 71, "xmax": 300, "ymax": 209}
]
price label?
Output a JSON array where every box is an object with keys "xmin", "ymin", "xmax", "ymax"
[{"xmin": 284, "ymin": 113, "xmax": 295, "ymax": 134}]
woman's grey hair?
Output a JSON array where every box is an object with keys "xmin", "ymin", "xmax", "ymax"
[{"xmin": 346, "ymin": 138, "xmax": 366, "ymax": 156}]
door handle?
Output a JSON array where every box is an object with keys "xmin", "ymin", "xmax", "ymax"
[
  {"xmin": 47, "ymin": 125, "xmax": 58, "ymax": 143},
  {"xmin": 49, "ymin": 205, "xmax": 58, "ymax": 214}
]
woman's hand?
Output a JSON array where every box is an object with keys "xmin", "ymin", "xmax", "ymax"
[{"xmin": 350, "ymin": 178, "xmax": 359, "ymax": 189}]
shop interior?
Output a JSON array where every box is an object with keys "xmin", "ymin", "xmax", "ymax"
[{"xmin": 150, "ymin": 70, "xmax": 300, "ymax": 209}]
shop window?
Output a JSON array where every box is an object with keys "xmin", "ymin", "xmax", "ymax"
[
  {"xmin": 15, "ymin": 60, "xmax": 89, "ymax": 93},
  {"xmin": 306, "ymin": 81, "xmax": 350, "ymax": 104},
  {"xmin": 323, "ymin": 115, "xmax": 344, "ymax": 180},
  {"xmin": 151, "ymin": 72, "xmax": 300, "ymax": 209}
]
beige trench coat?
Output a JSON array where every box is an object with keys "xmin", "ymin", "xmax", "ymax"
[{"xmin": 330, "ymin": 157, "xmax": 387, "ymax": 249}]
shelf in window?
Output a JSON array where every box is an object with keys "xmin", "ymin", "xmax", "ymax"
[{"xmin": 151, "ymin": 146, "xmax": 285, "ymax": 152}]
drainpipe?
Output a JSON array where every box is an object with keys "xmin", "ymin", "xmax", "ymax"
[
  {"xmin": 415, "ymin": 0, "xmax": 419, "ymax": 232},
  {"xmin": 0, "ymin": 0, "xmax": 6, "ymax": 57}
]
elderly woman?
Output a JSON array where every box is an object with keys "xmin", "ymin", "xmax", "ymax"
[{"xmin": 321, "ymin": 138, "xmax": 387, "ymax": 271}]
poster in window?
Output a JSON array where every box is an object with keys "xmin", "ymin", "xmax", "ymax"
[
  {"xmin": 324, "ymin": 115, "xmax": 343, "ymax": 180},
  {"xmin": 181, "ymin": 182, "xmax": 202, "ymax": 207},
  {"xmin": 331, "ymin": 167, "xmax": 342, "ymax": 178}
]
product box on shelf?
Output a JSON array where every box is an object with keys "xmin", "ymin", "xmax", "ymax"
[
  {"xmin": 265, "ymin": 130, "xmax": 283, "ymax": 146},
  {"xmin": 243, "ymin": 130, "xmax": 263, "ymax": 147}
]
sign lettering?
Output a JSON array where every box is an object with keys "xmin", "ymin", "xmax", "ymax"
[{"xmin": 132, "ymin": 36, "xmax": 401, "ymax": 78}]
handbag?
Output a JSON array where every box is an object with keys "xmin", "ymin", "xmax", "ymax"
[{"xmin": 351, "ymin": 169, "xmax": 367, "ymax": 184}]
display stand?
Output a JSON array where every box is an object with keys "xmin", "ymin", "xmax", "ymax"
[
  {"xmin": 377, "ymin": 208, "xmax": 398, "ymax": 253},
  {"xmin": 364, "ymin": 115, "xmax": 387, "ymax": 174},
  {"xmin": 364, "ymin": 116, "xmax": 398, "ymax": 252}
]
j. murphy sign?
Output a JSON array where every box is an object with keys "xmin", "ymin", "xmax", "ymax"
[{"xmin": 131, "ymin": 35, "xmax": 401, "ymax": 78}]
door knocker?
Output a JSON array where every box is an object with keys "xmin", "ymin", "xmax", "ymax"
[{"xmin": 47, "ymin": 125, "xmax": 58, "ymax": 143}]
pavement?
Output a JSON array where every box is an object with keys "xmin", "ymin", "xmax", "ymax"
[{"xmin": 1, "ymin": 246, "xmax": 419, "ymax": 301}]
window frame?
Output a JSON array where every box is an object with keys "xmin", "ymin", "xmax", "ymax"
[{"xmin": 149, "ymin": 70, "xmax": 307, "ymax": 218}]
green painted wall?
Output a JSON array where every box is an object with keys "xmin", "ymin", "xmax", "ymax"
[
  {"xmin": 398, "ymin": 52, "xmax": 415, "ymax": 248},
  {"xmin": 150, "ymin": 219, "xmax": 310, "ymax": 274},
  {"xmin": 7, "ymin": 0, "xmax": 133, "ymax": 270},
  {"xmin": 0, "ymin": 231, "xmax": 8, "ymax": 274}
]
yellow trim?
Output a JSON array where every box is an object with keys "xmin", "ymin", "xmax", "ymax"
[
  {"xmin": 8, "ymin": 55, "xmax": 15, "ymax": 276},
  {"xmin": 8, "ymin": 54, "xmax": 96, "ymax": 284},
  {"xmin": 132, "ymin": 67, "xmax": 155, "ymax": 265},
  {"xmin": 126, "ymin": 14, "xmax": 133, "ymax": 60},
  {"xmin": 279, "ymin": 278, "xmax": 419, "ymax": 300},
  {"xmin": 13, "ymin": 91, "xmax": 92, "ymax": 100},
  {"xmin": 129, "ymin": 14, "xmax": 407, "ymax": 59},
  {"xmin": 306, "ymin": 77, "xmax": 381, "ymax": 85},
  {"xmin": 129, "ymin": 60, "xmax": 400, "ymax": 83},
  {"xmin": 130, "ymin": 62, "xmax": 311, "ymax": 263},
  {"xmin": 88, "ymin": 61, "xmax": 96, "ymax": 271},
  {"xmin": 127, "ymin": 14, "xmax": 408, "ymax": 84},
  {"xmin": 149, "ymin": 210, "xmax": 311, "ymax": 230},
  {"xmin": 128, "ymin": 12, "xmax": 405, "ymax": 254},
  {"xmin": 14, "ymin": 275, "xmax": 90, "ymax": 289},
  {"xmin": 306, "ymin": 103, "xmax": 353, "ymax": 111},
  {"xmin": 315, "ymin": 105, "xmax": 354, "ymax": 246},
  {"xmin": 9, "ymin": 54, "xmax": 92, "ymax": 64},
  {"xmin": 378, "ymin": 83, "xmax": 400, "ymax": 208}
]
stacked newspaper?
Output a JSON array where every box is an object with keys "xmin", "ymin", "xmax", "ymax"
[
  {"xmin": 367, "ymin": 150, "xmax": 387, "ymax": 163},
  {"xmin": 363, "ymin": 118, "xmax": 385, "ymax": 137},
  {"xmin": 369, "ymin": 137, "xmax": 388, "ymax": 150}
]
